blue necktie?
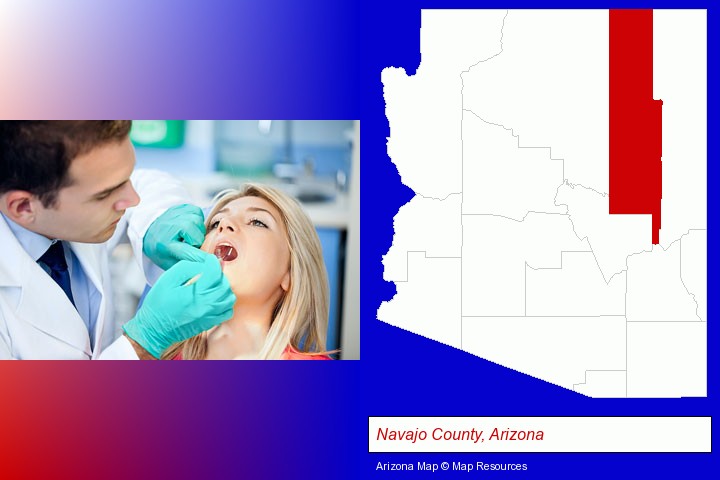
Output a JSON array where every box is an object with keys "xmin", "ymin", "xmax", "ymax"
[{"xmin": 39, "ymin": 241, "xmax": 76, "ymax": 307}]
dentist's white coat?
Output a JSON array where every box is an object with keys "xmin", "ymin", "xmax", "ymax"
[{"xmin": 0, "ymin": 169, "xmax": 191, "ymax": 360}]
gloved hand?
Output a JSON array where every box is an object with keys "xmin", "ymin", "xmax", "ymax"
[
  {"xmin": 143, "ymin": 204, "xmax": 207, "ymax": 271},
  {"xmin": 123, "ymin": 254, "xmax": 235, "ymax": 358}
]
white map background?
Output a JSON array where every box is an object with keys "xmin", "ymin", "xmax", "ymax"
[{"xmin": 378, "ymin": 9, "xmax": 707, "ymax": 398}]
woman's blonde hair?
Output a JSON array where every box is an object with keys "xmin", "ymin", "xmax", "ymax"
[{"xmin": 161, "ymin": 183, "xmax": 330, "ymax": 360}]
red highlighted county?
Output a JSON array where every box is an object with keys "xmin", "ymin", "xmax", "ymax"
[{"xmin": 609, "ymin": 9, "xmax": 663, "ymax": 244}]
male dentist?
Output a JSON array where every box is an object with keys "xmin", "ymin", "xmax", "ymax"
[{"xmin": 0, "ymin": 121, "xmax": 235, "ymax": 359}]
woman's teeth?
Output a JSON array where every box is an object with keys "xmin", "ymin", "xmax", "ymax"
[{"xmin": 214, "ymin": 244, "xmax": 238, "ymax": 262}]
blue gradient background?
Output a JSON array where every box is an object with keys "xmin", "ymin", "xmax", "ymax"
[
  {"xmin": 0, "ymin": 0, "xmax": 359, "ymax": 118},
  {"xmin": 0, "ymin": 0, "xmax": 716, "ymax": 479}
]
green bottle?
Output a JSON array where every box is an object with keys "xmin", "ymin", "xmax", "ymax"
[{"xmin": 130, "ymin": 120, "xmax": 185, "ymax": 148}]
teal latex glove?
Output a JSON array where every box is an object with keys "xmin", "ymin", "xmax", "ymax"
[
  {"xmin": 143, "ymin": 204, "xmax": 207, "ymax": 271},
  {"xmin": 123, "ymin": 254, "xmax": 236, "ymax": 358}
]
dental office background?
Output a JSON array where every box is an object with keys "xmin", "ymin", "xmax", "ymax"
[{"xmin": 111, "ymin": 120, "xmax": 359, "ymax": 359}]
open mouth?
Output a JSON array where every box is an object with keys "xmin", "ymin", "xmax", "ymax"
[{"xmin": 214, "ymin": 243, "xmax": 238, "ymax": 262}]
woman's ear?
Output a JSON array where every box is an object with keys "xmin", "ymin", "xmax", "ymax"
[
  {"xmin": 2, "ymin": 190, "xmax": 36, "ymax": 226},
  {"xmin": 281, "ymin": 271, "xmax": 290, "ymax": 292}
]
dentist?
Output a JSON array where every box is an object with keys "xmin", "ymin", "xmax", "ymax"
[{"xmin": 0, "ymin": 121, "xmax": 235, "ymax": 359}]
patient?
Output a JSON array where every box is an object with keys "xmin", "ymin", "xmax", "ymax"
[{"xmin": 161, "ymin": 184, "xmax": 332, "ymax": 360}]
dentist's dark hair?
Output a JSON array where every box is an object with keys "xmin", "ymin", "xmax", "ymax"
[{"xmin": 0, "ymin": 121, "xmax": 132, "ymax": 207}]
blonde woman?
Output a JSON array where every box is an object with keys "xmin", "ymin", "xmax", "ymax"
[{"xmin": 162, "ymin": 184, "xmax": 332, "ymax": 360}]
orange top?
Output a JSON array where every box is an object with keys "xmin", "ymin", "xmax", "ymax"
[
  {"xmin": 173, "ymin": 345, "xmax": 332, "ymax": 360},
  {"xmin": 281, "ymin": 345, "xmax": 332, "ymax": 360}
]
